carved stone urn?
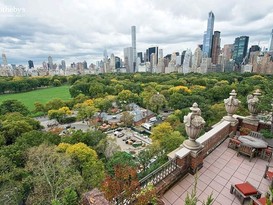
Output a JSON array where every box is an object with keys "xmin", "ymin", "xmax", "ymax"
[
  {"xmin": 183, "ymin": 102, "xmax": 205, "ymax": 150},
  {"xmin": 223, "ymin": 90, "xmax": 241, "ymax": 123},
  {"xmin": 247, "ymin": 89, "xmax": 261, "ymax": 120}
]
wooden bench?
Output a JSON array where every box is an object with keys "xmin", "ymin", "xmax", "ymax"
[
  {"xmin": 237, "ymin": 143, "xmax": 256, "ymax": 162},
  {"xmin": 249, "ymin": 131, "xmax": 263, "ymax": 139}
]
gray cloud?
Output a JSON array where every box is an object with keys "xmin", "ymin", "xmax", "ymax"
[{"xmin": 0, "ymin": 0, "xmax": 273, "ymax": 66}]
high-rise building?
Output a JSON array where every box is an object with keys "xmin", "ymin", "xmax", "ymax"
[
  {"xmin": 83, "ymin": 61, "xmax": 88, "ymax": 69},
  {"xmin": 211, "ymin": 31, "xmax": 221, "ymax": 64},
  {"xmin": 137, "ymin": 52, "xmax": 143, "ymax": 63},
  {"xmin": 192, "ymin": 46, "xmax": 202, "ymax": 71},
  {"xmin": 202, "ymin": 11, "xmax": 215, "ymax": 57},
  {"xmin": 61, "ymin": 60, "xmax": 66, "ymax": 70},
  {"xmin": 182, "ymin": 49, "xmax": 192, "ymax": 74},
  {"xmin": 158, "ymin": 49, "xmax": 163, "ymax": 59},
  {"xmin": 124, "ymin": 47, "xmax": 133, "ymax": 73},
  {"xmin": 28, "ymin": 60, "xmax": 34, "ymax": 68},
  {"xmin": 48, "ymin": 56, "xmax": 53, "ymax": 69},
  {"xmin": 131, "ymin": 26, "xmax": 137, "ymax": 72},
  {"xmin": 269, "ymin": 29, "xmax": 273, "ymax": 52},
  {"xmin": 2, "ymin": 53, "xmax": 7, "ymax": 66},
  {"xmin": 115, "ymin": 56, "xmax": 121, "ymax": 68},
  {"xmin": 42, "ymin": 61, "xmax": 48, "ymax": 69},
  {"xmin": 222, "ymin": 44, "xmax": 233, "ymax": 61},
  {"xmin": 232, "ymin": 36, "xmax": 249, "ymax": 65},
  {"xmin": 146, "ymin": 47, "xmax": 158, "ymax": 63}
]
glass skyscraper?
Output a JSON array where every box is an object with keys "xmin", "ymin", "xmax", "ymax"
[
  {"xmin": 232, "ymin": 36, "xmax": 249, "ymax": 66},
  {"xmin": 202, "ymin": 11, "xmax": 215, "ymax": 58}
]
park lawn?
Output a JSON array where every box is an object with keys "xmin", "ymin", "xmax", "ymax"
[{"xmin": 0, "ymin": 85, "xmax": 71, "ymax": 111}]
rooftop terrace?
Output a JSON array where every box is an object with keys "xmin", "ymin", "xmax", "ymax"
[{"xmin": 162, "ymin": 138, "xmax": 271, "ymax": 205}]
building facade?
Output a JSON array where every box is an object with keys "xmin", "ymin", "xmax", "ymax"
[
  {"xmin": 131, "ymin": 26, "xmax": 137, "ymax": 72},
  {"xmin": 202, "ymin": 11, "xmax": 215, "ymax": 57},
  {"xmin": 232, "ymin": 36, "xmax": 249, "ymax": 66},
  {"xmin": 211, "ymin": 31, "xmax": 221, "ymax": 64}
]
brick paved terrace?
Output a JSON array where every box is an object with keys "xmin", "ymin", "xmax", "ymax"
[{"xmin": 162, "ymin": 138, "xmax": 271, "ymax": 205}]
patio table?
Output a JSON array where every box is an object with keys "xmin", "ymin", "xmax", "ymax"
[{"xmin": 238, "ymin": 135, "xmax": 268, "ymax": 149}]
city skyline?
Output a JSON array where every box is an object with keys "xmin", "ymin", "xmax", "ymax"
[{"xmin": 0, "ymin": 0, "xmax": 273, "ymax": 66}]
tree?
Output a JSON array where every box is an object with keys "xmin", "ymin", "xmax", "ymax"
[
  {"xmin": 48, "ymin": 106, "xmax": 71, "ymax": 122},
  {"xmin": 106, "ymin": 151, "xmax": 137, "ymax": 176},
  {"xmin": 0, "ymin": 112, "xmax": 41, "ymax": 145},
  {"xmin": 149, "ymin": 93, "xmax": 167, "ymax": 113},
  {"xmin": 117, "ymin": 90, "xmax": 140, "ymax": 104},
  {"xmin": 96, "ymin": 137, "xmax": 121, "ymax": 159},
  {"xmin": 76, "ymin": 104, "xmax": 98, "ymax": 125},
  {"xmin": 26, "ymin": 144, "xmax": 82, "ymax": 205},
  {"xmin": 58, "ymin": 143, "xmax": 105, "ymax": 189},
  {"xmin": 150, "ymin": 122, "xmax": 184, "ymax": 152},
  {"xmin": 45, "ymin": 98, "xmax": 66, "ymax": 111},
  {"xmin": 34, "ymin": 102, "xmax": 46, "ymax": 115},
  {"xmin": 89, "ymin": 82, "xmax": 104, "ymax": 98},
  {"xmin": 120, "ymin": 111, "xmax": 134, "ymax": 127},
  {"xmin": 101, "ymin": 165, "xmax": 139, "ymax": 202},
  {"xmin": 0, "ymin": 156, "xmax": 25, "ymax": 205},
  {"xmin": 61, "ymin": 130, "xmax": 106, "ymax": 148},
  {"xmin": 0, "ymin": 99, "xmax": 29, "ymax": 116}
]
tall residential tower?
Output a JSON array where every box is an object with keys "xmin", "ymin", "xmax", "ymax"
[
  {"xmin": 269, "ymin": 29, "xmax": 273, "ymax": 52},
  {"xmin": 202, "ymin": 11, "xmax": 215, "ymax": 58},
  {"xmin": 131, "ymin": 26, "xmax": 137, "ymax": 72}
]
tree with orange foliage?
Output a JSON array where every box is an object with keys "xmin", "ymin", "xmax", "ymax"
[{"xmin": 101, "ymin": 165, "xmax": 139, "ymax": 204}]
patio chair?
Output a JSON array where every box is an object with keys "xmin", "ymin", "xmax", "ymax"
[
  {"xmin": 264, "ymin": 164, "xmax": 273, "ymax": 188},
  {"xmin": 237, "ymin": 143, "xmax": 256, "ymax": 162},
  {"xmin": 249, "ymin": 131, "xmax": 263, "ymax": 139},
  {"xmin": 250, "ymin": 196, "xmax": 271, "ymax": 205},
  {"xmin": 230, "ymin": 181, "xmax": 261, "ymax": 204},
  {"xmin": 260, "ymin": 147, "xmax": 273, "ymax": 162},
  {"xmin": 228, "ymin": 137, "xmax": 241, "ymax": 150}
]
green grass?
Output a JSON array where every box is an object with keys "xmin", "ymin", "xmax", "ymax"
[{"xmin": 0, "ymin": 85, "xmax": 71, "ymax": 111}]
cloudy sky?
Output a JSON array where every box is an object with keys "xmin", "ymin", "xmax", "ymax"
[{"xmin": 0, "ymin": 0, "xmax": 273, "ymax": 66}]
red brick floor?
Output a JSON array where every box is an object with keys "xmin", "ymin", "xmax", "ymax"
[{"xmin": 162, "ymin": 138, "xmax": 271, "ymax": 205}]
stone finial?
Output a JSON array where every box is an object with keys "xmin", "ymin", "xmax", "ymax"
[
  {"xmin": 223, "ymin": 90, "xmax": 240, "ymax": 123},
  {"xmin": 183, "ymin": 102, "xmax": 205, "ymax": 150}
]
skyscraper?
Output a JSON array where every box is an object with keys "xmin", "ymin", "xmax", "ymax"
[
  {"xmin": 269, "ymin": 29, "xmax": 273, "ymax": 52},
  {"xmin": 61, "ymin": 60, "xmax": 66, "ymax": 70},
  {"xmin": 211, "ymin": 31, "xmax": 221, "ymax": 64},
  {"xmin": 222, "ymin": 44, "xmax": 233, "ymax": 61},
  {"xmin": 124, "ymin": 47, "xmax": 133, "ymax": 73},
  {"xmin": 2, "ymin": 53, "xmax": 7, "ymax": 66},
  {"xmin": 232, "ymin": 36, "xmax": 249, "ymax": 65},
  {"xmin": 28, "ymin": 60, "xmax": 34, "ymax": 68},
  {"xmin": 131, "ymin": 26, "xmax": 137, "ymax": 72},
  {"xmin": 146, "ymin": 47, "xmax": 158, "ymax": 63},
  {"xmin": 48, "ymin": 56, "xmax": 53, "ymax": 69},
  {"xmin": 202, "ymin": 11, "xmax": 215, "ymax": 57}
]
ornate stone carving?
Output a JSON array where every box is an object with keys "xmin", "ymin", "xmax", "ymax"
[
  {"xmin": 247, "ymin": 89, "xmax": 261, "ymax": 120},
  {"xmin": 183, "ymin": 102, "xmax": 205, "ymax": 150},
  {"xmin": 223, "ymin": 90, "xmax": 241, "ymax": 123}
]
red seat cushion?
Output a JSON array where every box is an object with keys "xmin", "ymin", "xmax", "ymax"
[
  {"xmin": 235, "ymin": 182, "xmax": 257, "ymax": 196},
  {"xmin": 267, "ymin": 171, "xmax": 273, "ymax": 180},
  {"xmin": 257, "ymin": 197, "xmax": 266, "ymax": 204},
  {"xmin": 231, "ymin": 138, "xmax": 241, "ymax": 145},
  {"xmin": 266, "ymin": 148, "xmax": 272, "ymax": 155}
]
